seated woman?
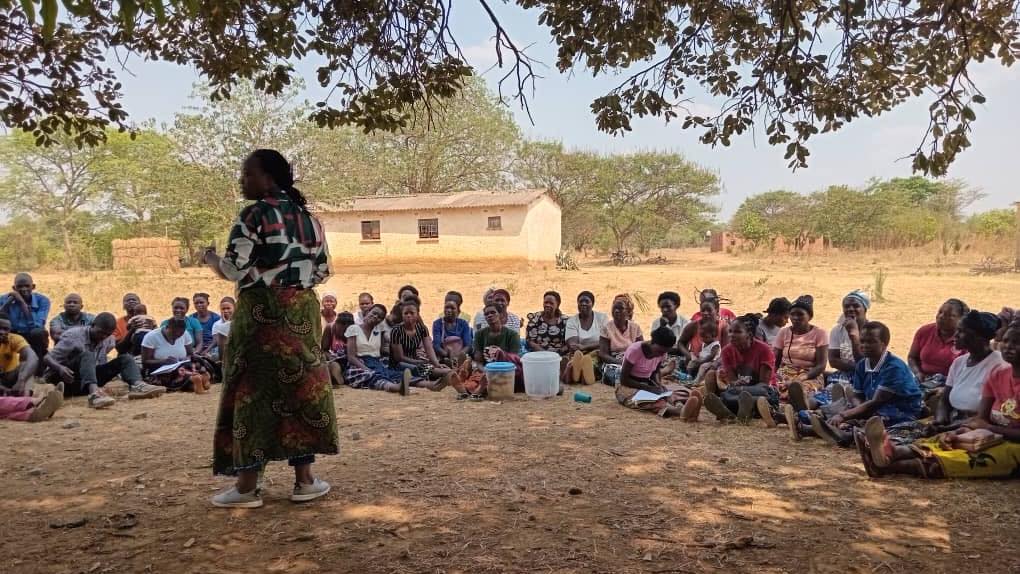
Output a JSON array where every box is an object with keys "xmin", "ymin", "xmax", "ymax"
[
  {"xmin": 598, "ymin": 294, "xmax": 644, "ymax": 386},
  {"xmin": 690, "ymin": 288, "xmax": 736, "ymax": 323},
  {"xmin": 773, "ymin": 295, "xmax": 828, "ymax": 411},
  {"xmin": 563, "ymin": 291, "xmax": 608, "ymax": 385},
  {"xmin": 443, "ymin": 291, "xmax": 474, "ymax": 323},
  {"xmin": 432, "ymin": 298, "xmax": 473, "ymax": 367},
  {"xmin": 321, "ymin": 311, "xmax": 355, "ymax": 387},
  {"xmin": 390, "ymin": 302, "xmax": 455, "ymax": 391},
  {"xmin": 472, "ymin": 288, "xmax": 496, "ymax": 331},
  {"xmin": 931, "ymin": 311, "xmax": 1005, "ymax": 431},
  {"xmin": 209, "ymin": 297, "xmax": 235, "ymax": 363},
  {"xmin": 353, "ymin": 292, "xmax": 374, "ymax": 326},
  {"xmin": 615, "ymin": 327, "xmax": 702, "ymax": 421},
  {"xmin": 678, "ymin": 299, "xmax": 730, "ymax": 366},
  {"xmin": 827, "ymin": 290, "xmax": 870, "ymax": 386},
  {"xmin": 320, "ymin": 292, "xmax": 338, "ymax": 328},
  {"xmin": 161, "ymin": 297, "xmax": 206, "ymax": 355},
  {"xmin": 797, "ymin": 321, "xmax": 923, "ymax": 445},
  {"xmin": 857, "ymin": 322, "xmax": 1020, "ymax": 479},
  {"xmin": 993, "ymin": 307, "xmax": 1016, "ymax": 351},
  {"xmin": 908, "ymin": 298, "xmax": 968, "ymax": 393},
  {"xmin": 687, "ymin": 317, "xmax": 721, "ymax": 384},
  {"xmin": 756, "ymin": 297, "xmax": 791, "ymax": 345},
  {"xmin": 491, "ymin": 289, "xmax": 522, "ymax": 333},
  {"xmin": 525, "ymin": 291, "xmax": 569, "ymax": 357},
  {"xmin": 701, "ymin": 314, "xmax": 778, "ymax": 423},
  {"xmin": 140, "ymin": 317, "xmax": 210, "ymax": 393},
  {"xmin": 0, "ymin": 385, "xmax": 63, "ymax": 422},
  {"xmin": 345, "ymin": 304, "xmax": 419, "ymax": 395},
  {"xmin": 455, "ymin": 304, "xmax": 523, "ymax": 399}
]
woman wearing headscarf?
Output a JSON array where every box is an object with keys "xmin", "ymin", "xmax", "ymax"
[
  {"xmin": 826, "ymin": 290, "xmax": 871, "ymax": 387},
  {"xmin": 908, "ymin": 299, "xmax": 969, "ymax": 393},
  {"xmin": 599, "ymin": 294, "xmax": 643, "ymax": 386},
  {"xmin": 203, "ymin": 149, "xmax": 337, "ymax": 508},
  {"xmin": 773, "ymin": 295, "xmax": 828, "ymax": 411},
  {"xmin": 931, "ymin": 311, "xmax": 1006, "ymax": 431}
]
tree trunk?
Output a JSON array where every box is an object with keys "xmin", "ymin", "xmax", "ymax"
[{"xmin": 62, "ymin": 226, "xmax": 77, "ymax": 270}]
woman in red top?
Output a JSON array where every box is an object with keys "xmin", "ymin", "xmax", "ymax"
[
  {"xmin": 908, "ymin": 299, "xmax": 968, "ymax": 387},
  {"xmin": 858, "ymin": 320, "xmax": 1020, "ymax": 479},
  {"xmin": 702, "ymin": 314, "xmax": 777, "ymax": 423}
]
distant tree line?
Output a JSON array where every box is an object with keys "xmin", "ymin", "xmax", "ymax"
[
  {"xmin": 0, "ymin": 77, "xmax": 721, "ymax": 270},
  {"xmin": 729, "ymin": 178, "xmax": 1013, "ymax": 253}
]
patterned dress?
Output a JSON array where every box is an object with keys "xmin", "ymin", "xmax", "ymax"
[
  {"xmin": 525, "ymin": 312, "xmax": 567, "ymax": 353},
  {"xmin": 212, "ymin": 189, "xmax": 339, "ymax": 476}
]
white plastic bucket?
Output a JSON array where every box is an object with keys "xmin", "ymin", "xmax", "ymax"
[{"xmin": 521, "ymin": 351, "xmax": 561, "ymax": 398}]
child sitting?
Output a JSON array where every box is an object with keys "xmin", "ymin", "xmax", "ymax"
[{"xmin": 688, "ymin": 318, "xmax": 721, "ymax": 385}]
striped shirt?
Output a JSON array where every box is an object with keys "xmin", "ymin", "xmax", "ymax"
[
  {"xmin": 219, "ymin": 190, "xmax": 332, "ymax": 290},
  {"xmin": 390, "ymin": 322, "xmax": 430, "ymax": 358}
]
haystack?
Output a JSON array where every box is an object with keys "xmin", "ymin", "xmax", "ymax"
[{"xmin": 112, "ymin": 238, "xmax": 181, "ymax": 272}]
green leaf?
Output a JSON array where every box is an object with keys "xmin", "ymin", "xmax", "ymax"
[
  {"xmin": 121, "ymin": 0, "xmax": 137, "ymax": 35},
  {"xmin": 150, "ymin": 0, "xmax": 165, "ymax": 23}
]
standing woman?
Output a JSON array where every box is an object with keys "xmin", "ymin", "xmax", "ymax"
[{"xmin": 203, "ymin": 149, "xmax": 338, "ymax": 509}]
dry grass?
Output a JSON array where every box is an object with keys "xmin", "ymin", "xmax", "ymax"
[{"xmin": 3, "ymin": 249, "xmax": 1019, "ymax": 574}]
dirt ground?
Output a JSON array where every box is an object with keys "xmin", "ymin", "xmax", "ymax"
[{"xmin": 3, "ymin": 250, "xmax": 1020, "ymax": 574}]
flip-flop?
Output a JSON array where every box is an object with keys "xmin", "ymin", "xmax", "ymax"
[
  {"xmin": 783, "ymin": 404, "xmax": 801, "ymax": 441},
  {"xmin": 809, "ymin": 413, "xmax": 844, "ymax": 446},
  {"xmin": 864, "ymin": 416, "xmax": 893, "ymax": 467},
  {"xmin": 756, "ymin": 397, "xmax": 776, "ymax": 428},
  {"xmin": 736, "ymin": 391, "xmax": 755, "ymax": 423},
  {"xmin": 703, "ymin": 393, "xmax": 735, "ymax": 421},
  {"xmin": 787, "ymin": 382, "xmax": 809, "ymax": 412},
  {"xmin": 28, "ymin": 390, "xmax": 61, "ymax": 422}
]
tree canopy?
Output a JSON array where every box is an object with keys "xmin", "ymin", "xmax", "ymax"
[{"xmin": 2, "ymin": 1, "xmax": 1018, "ymax": 175}]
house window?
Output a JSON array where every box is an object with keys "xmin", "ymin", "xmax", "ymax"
[
  {"xmin": 418, "ymin": 218, "xmax": 439, "ymax": 239},
  {"xmin": 361, "ymin": 220, "xmax": 381, "ymax": 240},
  {"xmin": 487, "ymin": 216, "xmax": 502, "ymax": 230}
]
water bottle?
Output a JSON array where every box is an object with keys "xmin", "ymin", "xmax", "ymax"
[{"xmin": 573, "ymin": 391, "xmax": 592, "ymax": 403}]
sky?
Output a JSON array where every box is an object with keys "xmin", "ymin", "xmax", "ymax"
[{"xmin": 113, "ymin": 3, "xmax": 1019, "ymax": 219}]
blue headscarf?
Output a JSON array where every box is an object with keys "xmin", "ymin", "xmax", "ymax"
[{"xmin": 844, "ymin": 289, "xmax": 871, "ymax": 310}]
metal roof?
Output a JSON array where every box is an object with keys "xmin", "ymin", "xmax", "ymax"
[{"xmin": 312, "ymin": 189, "xmax": 551, "ymax": 213}]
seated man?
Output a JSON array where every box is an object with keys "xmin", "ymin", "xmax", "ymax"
[
  {"xmin": 0, "ymin": 273, "xmax": 50, "ymax": 373},
  {"xmin": 49, "ymin": 293, "xmax": 95, "ymax": 343},
  {"xmin": 113, "ymin": 293, "xmax": 141, "ymax": 345},
  {"xmin": 0, "ymin": 312, "xmax": 39, "ymax": 396},
  {"xmin": 793, "ymin": 321, "xmax": 923, "ymax": 445},
  {"xmin": 44, "ymin": 312, "xmax": 165, "ymax": 409}
]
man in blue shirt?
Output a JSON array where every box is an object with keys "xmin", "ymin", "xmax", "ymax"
[{"xmin": 0, "ymin": 273, "xmax": 50, "ymax": 374}]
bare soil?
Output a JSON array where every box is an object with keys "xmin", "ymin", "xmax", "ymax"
[{"xmin": 3, "ymin": 250, "xmax": 1020, "ymax": 573}]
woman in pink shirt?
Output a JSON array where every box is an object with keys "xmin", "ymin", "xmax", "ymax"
[
  {"xmin": 773, "ymin": 295, "xmax": 828, "ymax": 411},
  {"xmin": 908, "ymin": 298, "xmax": 968, "ymax": 387},
  {"xmin": 614, "ymin": 327, "xmax": 702, "ymax": 420},
  {"xmin": 858, "ymin": 319, "xmax": 1020, "ymax": 479}
]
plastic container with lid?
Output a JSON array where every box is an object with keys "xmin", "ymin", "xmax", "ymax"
[
  {"xmin": 521, "ymin": 351, "xmax": 561, "ymax": 398},
  {"xmin": 484, "ymin": 362, "xmax": 516, "ymax": 401}
]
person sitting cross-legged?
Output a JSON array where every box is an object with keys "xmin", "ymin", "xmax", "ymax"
[
  {"xmin": 49, "ymin": 293, "xmax": 95, "ymax": 343},
  {"xmin": 44, "ymin": 312, "xmax": 165, "ymax": 408},
  {"xmin": 0, "ymin": 312, "xmax": 39, "ymax": 396},
  {"xmin": 141, "ymin": 317, "xmax": 210, "ymax": 393},
  {"xmin": 856, "ymin": 321, "xmax": 1020, "ymax": 479},
  {"xmin": 790, "ymin": 321, "xmax": 923, "ymax": 446}
]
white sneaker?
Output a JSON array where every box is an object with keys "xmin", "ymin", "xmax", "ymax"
[
  {"xmin": 290, "ymin": 478, "xmax": 331, "ymax": 503},
  {"xmin": 211, "ymin": 486, "xmax": 263, "ymax": 508},
  {"xmin": 128, "ymin": 382, "xmax": 166, "ymax": 399},
  {"xmin": 88, "ymin": 392, "xmax": 116, "ymax": 409}
]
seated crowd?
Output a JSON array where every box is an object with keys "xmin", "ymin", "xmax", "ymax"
[{"xmin": 3, "ymin": 272, "xmax": 1020, "ymax": 481}]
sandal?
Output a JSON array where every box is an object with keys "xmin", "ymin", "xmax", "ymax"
[
  {"xmin": 469, "ymin": 394, "xmax": 484, "ymax": 402},
  {"xmin": 456, "ymin": 392, "xmax": 471, "ymax": 401}
]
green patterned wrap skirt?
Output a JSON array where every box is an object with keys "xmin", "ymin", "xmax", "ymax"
[{"xmin": 213, "ymin": 286, "xmax": 339, "ymax": 476}]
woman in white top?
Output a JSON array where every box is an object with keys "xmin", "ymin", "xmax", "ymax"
[
  {"xmin": 140, "ymin": 317, "xmax": 209, "ymax": 392},
  {"xmin": 933, "ymin": 310, "xmax": 1005, "ymax": 429},
  {"xmin": 209, "ymin": 296, "xmax": 235, "ymax": 362},
  {"xmin": 344, "ymin": 304, "xmax": 412, "ymax": 394},
  {"xmin": 563, "ymin": 291, "xmax": 608, "ymax": 385}
]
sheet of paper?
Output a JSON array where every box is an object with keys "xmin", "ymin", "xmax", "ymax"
[
  {"xmin": 630, "ymin": 390, "xmax": 673, "ymax": 403},
  {"xmin": 150, "ymin": 360, "xmax": 190, "ymax": 376}
]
